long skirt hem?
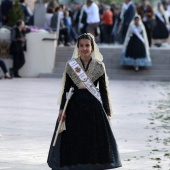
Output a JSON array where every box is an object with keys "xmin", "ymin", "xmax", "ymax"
[
  {"xmin": 50, "ymin": 163, "xmax": 122, "ymax": 170},
  {"xmin": 47, "ymin": 90, "xmax": 122, "ymax": 170},
  {"xmin": 120, "ymin": 55, "xmax": 152, "ymax": 67}
]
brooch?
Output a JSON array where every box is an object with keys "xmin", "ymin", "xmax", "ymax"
[{"xmin": 75, "ymin": 67, "xmax": 81, "ymax": 73}]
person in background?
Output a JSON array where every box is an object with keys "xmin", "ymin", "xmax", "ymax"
[
  {"xmin": 137, "ymin": 0, "xmax": 154, "ymax": 47},
  {"xmin": 162, "ymin": 1, "xmax": 170, "ymax": 23},
  {"xmin": 120, "ymin": 15, "xmax": 152, "ymax": 72},
  {"xmin": 20, "ymin": 0, "xmax": 31, "ymax": 25},
  {"xmin": 63, "ymin": 10, "xmax": 77, "ymax": 44},
  {"xmin": 120, "ymin": 0, "xmax": 136, "ymax": 43},
  {"xmin": 46, "ymin": 0, "xmax": 58, "ymax": 13},
  {"xmin": 78, "ymin": 4, "xmax": 88, "ymax": 34},
  {"xmin": 168, "ymin": 0, "xmax": 170, "ymax": 21},
  {"xmin": 1, "ymin": 0, "xmax": 13, "ymax": 25},
  {"xmin": 101, "ymin": 5, "xmax": 113, "ymax": 43},
  {"xmin": 0, "ymin": 59, "xmax": 11, "ymax": 79},
  {"xmin": 111, "ymin": 5, "xmax": 121, "ymax": 43},
  {"xmin": 45, "ymin": 8, "xmax": 54, "ymax": 30},
  {"xmin": 51, "ymin": 6, "xmax": 70, "ymax": 46},
  {"xmin": 72, "ymin": 3, "xmax": 82, "ymax": 35},
  {"xmin": 10, "ymin": 20, "xmax": 26, "ymax": 78},
  {"xmin": 152, "ymin": 2, "xmax": 169, "ymax": 47},
  {"xmin": 84, "ymin": 0, "xmax": 100, "ymax": 36}
]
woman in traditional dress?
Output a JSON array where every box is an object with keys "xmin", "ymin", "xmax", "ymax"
[
  {"xmin": 153, "ymin": 2, "xmax": 169, "ymax": 47},
  {"xmin": 120, "ymin": 15, "xmax": 152, "ymax": 71},
  {"xmin": 47, "ymin": 33, "xmax": 122, "ymax": 170}
]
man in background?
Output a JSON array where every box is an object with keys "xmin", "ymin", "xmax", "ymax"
[
  {"xmin": 1, "ymin": 0, "xmax": 13, "ymax": 25},
  {"xmin": 84, "ymin": 0, "xmax": 100, "ymax": 36}
]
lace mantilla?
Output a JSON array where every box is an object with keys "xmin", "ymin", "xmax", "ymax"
[{"xmin": 66, "ymin": 58, "xmax": 104, "ymax": 89}]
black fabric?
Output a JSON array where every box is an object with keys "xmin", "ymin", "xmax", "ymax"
[
  {"xmin": 143, "ymin": 21, "xmax": 153, "ymax": 47},
  {"xmin": 126, "ymin": 33, "xmax": 146, "ymax": 59},
  {"xmin": 153, "ymin": 15, "xmax": 169, "ymax": 39},
  {"xmin": 10, "ymin": 27, "xmax": 26, "ymax": 75},
  {"xmin": 1, "ymin": 0, "xmax": 13, "ymax": 25},
  {"xmin": 103, "ymin": 25, "xmax": 113, "ymax": 43},
  {"xmin": 121, "ymin": 3, "xmax": 136, "ymax": 42},
  {"xmin": 47, "ymin": 68, "xmax": 122, "ymax": 169},
  {"xmin": 59, "ymin": 28, "xmax": 69, "ymax": 45},
  {"xmin": 80, "ymin": 58, "xmax": 92, "ymax": 71},
  {"xmin": 60, "ymin": 73, "xmax": 111, "ymax": 116}
]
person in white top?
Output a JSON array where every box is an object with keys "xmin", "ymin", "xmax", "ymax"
[
  {"xmin": 84, "ymin": 0, "xmax": 100, "ymax": 36},
  {"xmin": 168, "ymin": 0, "xmax": 170, "ymax": 17}
]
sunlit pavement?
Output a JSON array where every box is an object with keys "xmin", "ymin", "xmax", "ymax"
[{"xmin": 0, "ymin": 78, "xmax": 170, "ymax": 170}]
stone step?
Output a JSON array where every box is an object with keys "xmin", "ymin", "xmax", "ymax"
[
  {"xmin": 52, "ymin": 67, "xmax": 169, "ymax": 76},
  {"xmin": 54, "ymin": 61, "xmax": 170, "ymax": 70},
  {"xmin": 39, "ymin": 73, "xmax": 170, "ymax": 81},
  {"xmin": 44, "ymin": 46, "xmax": 170, "ymax": 80}
]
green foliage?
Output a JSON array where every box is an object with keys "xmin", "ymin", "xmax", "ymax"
[{"xmin": 7, "ymin": 0, "xmax": 24, "ymax": 26}]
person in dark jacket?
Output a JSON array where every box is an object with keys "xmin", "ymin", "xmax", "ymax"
[
  {"xmin": 121, "ymin": 0, "xmax": 136, "ymax": 43},
  {"xmin": 20, "ymin": 0, "xmax": 31, "ymax": 24},
  {"xmin": 1, "ymin": 0, "xmax": 13, "ymax": 25},
  {"xmin": 137, "ymin": 0, "xmax": 154, "ymax": 47},
  {"xmin": 10, "ymin": 20, "xmax": 26, "ymax": 78}
]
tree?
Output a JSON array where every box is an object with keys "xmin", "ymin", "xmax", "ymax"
[{"xmin": 7, "ymin": 0, "xmax": 24, "ymax": 26}]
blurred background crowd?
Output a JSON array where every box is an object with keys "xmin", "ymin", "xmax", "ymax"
[
  {"xmin": 0, "ymin": 0, "xmax": 170, "ymax": 78},
  {"xmin": 0, "ymin": 0, "xmax": 170, "ymax": 46}
]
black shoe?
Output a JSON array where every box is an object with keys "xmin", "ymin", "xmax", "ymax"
[
  {"xmin": 64, "ymin": 43, "xmax": 71, "ymax": 46},
  {"xmin": 155, "ymin": 43, "xmax": 161, "ymax": 47},
  {"xmin": 14, "ymin": 74, "xmax": 22, "ymax": 78}
]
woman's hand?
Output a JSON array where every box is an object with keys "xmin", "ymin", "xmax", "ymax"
[{"xmin": 58, "ymin": 110, "xmax": 66, "ymax": 122}]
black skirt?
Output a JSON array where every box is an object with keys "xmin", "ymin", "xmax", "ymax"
[
  {"xmin": 47, "ymin": 89, "xmax": 122, "ymax": 170},
  {"xmin": 126, "ymin": 34, "xmax": 146, "ymax": 59},
  {"xmin": 153, "ymin": 15, "xmax": 169, "ymax": 39}
]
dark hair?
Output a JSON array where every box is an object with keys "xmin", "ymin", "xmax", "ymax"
[
  {"xmin": 77, "ymin": 33, "xmax": 94, "ymax": 50},
  {"xmin": 59, "ymin": 4, "xmax": 64, "ymax": 9},
  {"xmin": 16, "ymin": 20, "xmax": 23, "ymax": 27},
  {"xmin": 134, "ymin": 16, "xmax": 140, "ymax": 20},
  {"xmin": 55, "ymin": 6, "xmax": 60, "ymax": 12},
  {"xmin": 20, "ymin": 0, "xmax": 25, "ymax": 3}
]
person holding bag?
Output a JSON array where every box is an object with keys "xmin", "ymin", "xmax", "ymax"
[{"xmin": 47, "ymin": 33, "xmax": 122, "ymax": 170}]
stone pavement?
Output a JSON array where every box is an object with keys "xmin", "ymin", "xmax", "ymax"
[{"xmin": 0, "ymin": 78, "xmax": 170, "ymax": 170}]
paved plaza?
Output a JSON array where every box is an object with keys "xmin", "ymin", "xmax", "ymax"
[{"xmin": 0, "ymin": 78, "xmax": 170, "ymax": 170}]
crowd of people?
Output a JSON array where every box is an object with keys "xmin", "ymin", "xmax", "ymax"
[
  {"xmin": 0, "ymin": 0, "xmax": 170, "ymax": 77},
  {"xmin": 42, "ymin": 0, "xmax": 170, "ymax": 46},
  {"xmin": 43, "ymin": 0, "xmax": 170, "ymax": 72}
]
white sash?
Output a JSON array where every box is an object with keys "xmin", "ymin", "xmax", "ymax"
[
  {"xmin": 68, "ymin": 59, "xmax": 102, "ymax": 104},
  {"xmin": 133, "ymin": 26, "xmax": 145, "ymax": 44},
  {"xmin": 156, "ymin": 12, "xmax": 165, "ymax": 23}
]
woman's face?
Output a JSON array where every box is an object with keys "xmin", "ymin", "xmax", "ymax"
[
  {"xmin": 78, "ymin": 39, "xmax": 93, "ymax": 58},
  {"xmin": 19, "ymin": 21, "xmax": 25, "ymax": 29},
  {"xmin": 134, "ymin": 18, "xmax": 139, "ymax": 26}
]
